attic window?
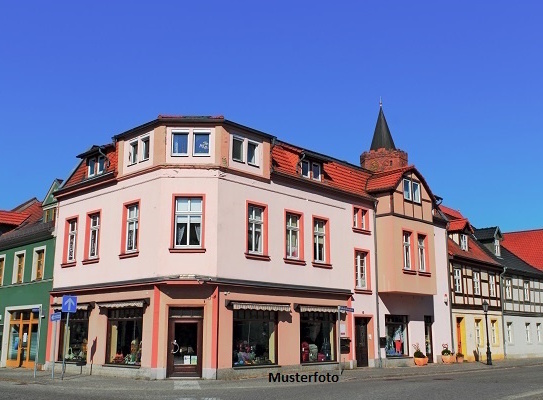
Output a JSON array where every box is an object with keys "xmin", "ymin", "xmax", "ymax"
[
  {"xmin": 494, "ymin": 239, "xmax": 501, "ymax": 257},
  {"xmin": 300, "ymin": 160, "xmax": 322, "ymax": 181},
  {"xmin": 88, "ymin": 156, "xmax": 105, "ymax": 177},
  {"xmin": 301, "ymin": 160, "xmax": 310, "ymax": 178},
  {"xmin": 312, "ymin": 163, "xmax": 321, "ymax": 181},
  {"xmin": 403, "ymin": 179, "xmax": 421, "ymax": 203},
  {"xmin": 460, "ymin": 234, "xmax": 468, "ymax": 251}
]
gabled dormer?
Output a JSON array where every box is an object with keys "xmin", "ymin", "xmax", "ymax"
[
  {"xmin": 473, "ymin": 226, "xmax": 503, "ymax": 257},
  {"xmin": 447, "ymin": 218, "xmax": 473, "ymax": 251},
  {"xmin": 42, "ymin": 179, "xmax": 62, "ymax": 223},
  {"xmin": 77, "ymin": 144, "xmax": 115, "ymax": 179}
]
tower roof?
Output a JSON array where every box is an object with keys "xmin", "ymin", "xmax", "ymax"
[{"xmin": 370, "ymin": 105, "xmax": 396, "ymax": 151}]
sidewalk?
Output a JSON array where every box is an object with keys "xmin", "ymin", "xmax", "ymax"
[{"xmin": 1, "ymin": 358, "xmax": 543, "ymax": 391}]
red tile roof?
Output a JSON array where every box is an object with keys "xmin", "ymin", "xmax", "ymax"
[
  {"xmin": 439, "ymin": 205, "xmax": 464, "ymax": 220},
  {"xmin": 365, "ymin": 166, "xmax": 413, "ymax": 192},
  {"xmin": 0, "ymin": 211, "xmax": 29, "ymax": 226},
  {"xmin": 271, "ymin": 142, "xmax": 373, "ymax": 199},
  {"xmin": 502, "ymin": 229, "xmax": 543, "ymax": 271},
  {"xmin": 448, "ymin": 218, "xmax": 473, "ymax": 233},
  {"xmin": 63, "ymin": 144, "xmax": 118, "ymax": 190},
  {"xmin": 448, "ymin": 237, "xmax": 501, "ymax": 267}
]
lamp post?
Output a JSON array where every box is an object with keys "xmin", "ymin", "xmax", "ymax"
[{"xmin": 482, "ymin": 300, "xmax": 492, "ymax": 365}]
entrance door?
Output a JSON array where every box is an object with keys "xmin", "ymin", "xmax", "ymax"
[
  {"xmin": 424, "ymin": 316, "xmax": 433, "ymax": 363},
  {"xmin": 456, "ymin": 317, "xmax": 464, "ymax": 355},
  {"xmin": 355, "ymin": 318, "xmax": 369, "ymax": 367},
  {"xmin": 167, "ymin": 320, "xmax": 202, "ymax": 377},
  {"xmin": 6, "ymin": 310, "xmax": 39, "ymax": 368}
]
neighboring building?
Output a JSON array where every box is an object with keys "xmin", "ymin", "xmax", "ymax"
[
  {"xmin": 441, "ymin": 207, "xmax": 505, "ymax": 362},
  {"xmin": 48, "ymin": 116, "xmax": 378, "ymax": 379},
  {"xmin": 0, "ymin": 182, "xmax": 60, "ymax": 370},
  {"xmin": 502, "ymin": 229, "xmax": 543, "ymax": 271},
  {"xmin": 479, "ymin": 228, "xmax": 543, "ymax": 358},
  {"xmin": 361, "ymin": 106, "xmax": 451, "ymax": 365}
]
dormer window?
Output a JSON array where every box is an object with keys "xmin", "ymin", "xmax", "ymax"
[
  {"xmin": 403, "ymin": 178, "xmax": 421, "ymax": 203},
  {"xmin": 301, "ymin": 160, "xmax": 310, "ymax": 178},
  {"xmin": 403, "ymin": 178, "xmax": 411, "ymax": 200},
  {"xmin": 460, "ymin": 234, "xmax": 468, "ymax": 251},
  {"xmin": 412, "ymin": 182, "xmax": 421, "ymax": 203},
  {"xmin": 312, "ymin": 163, "xmax": 321, "ymax": 181},
  {"xmin": 300, "ymin": 160, "xmax": 322, "ymax": 180},
  {"xmin": 88, "ymin": 156, "xmax": 105, "ymax": 177},
  {"xmin": 494, "ymin": 239, "xmax": 501, "ymax": 257},
  {"xmin": 129, "ymin": 141, "xmax": 138, "ymax": 165}
]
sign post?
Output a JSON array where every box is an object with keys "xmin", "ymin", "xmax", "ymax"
[
  {"xmin": 50, "ymin": 311, "xmax": 61, "ymax": 379},
  {"xmin": 338, "ymin": 306, "xmax": 354, "ymax": 374},
  {"xmin": 61, "ymin": 295, "xmax": 77, "ymax": 380},
  {"xmin": 33, "ymin": 306, "xmax": 42, "ymax": 379}
]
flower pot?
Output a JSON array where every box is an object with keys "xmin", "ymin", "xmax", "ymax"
[
  {"xmin": 442, "ymin": 354, "xmax": 456, "ymax": 364},
  {"xmin": 456, "ymin": 356, "xmax": 464, "ymax": 363},
  {"xmin": 414, "ymin": 357, "xmax": 428, "ymax": 366}
]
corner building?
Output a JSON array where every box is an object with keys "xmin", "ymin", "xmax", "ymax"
[{"xmin": 49, "ymin": 116, "xmax": 378, "ymax": 379}]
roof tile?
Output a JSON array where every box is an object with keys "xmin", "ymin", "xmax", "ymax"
[{"xmin": 502, "ymin": 229, "xmax": 543, "ymax": 271}]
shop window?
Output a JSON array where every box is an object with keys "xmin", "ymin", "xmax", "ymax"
[
  {"xmin": 106, "ymin": 308, "xmax": 143, "ymax": 366},
  {"xmin": 233, "ymin": 310, "xmax": 277, "ymax": 367},
  {"xmin": 300, "ymin": 312, "xmax": 336, "ymax": 363},
  {"xmin": 58, "ymin": 309, "xmax": 89, "ymax": 363},
  {"xmin": 385, "ymin": 315, "xmax": 407, "ymax": 357}
]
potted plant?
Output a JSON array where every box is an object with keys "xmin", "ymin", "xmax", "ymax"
[
  {"xmin": 412, "ymin": 343, "xmax": 428, "ymax": 366},
  {"xmin": 456, "ymin": 352, "xmax": 464, "ymax": 363},
  {"xmin": 441, "ymin": 343, "xmax": 456, "ymax": 364}
]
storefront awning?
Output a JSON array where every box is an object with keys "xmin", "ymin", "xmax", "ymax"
[
  {"xmin": 52, "ymin": 303, "xmax": 92, "ymax": 312},
  {"xmin": 230, "ymin": 302, "xmax": 291, "ymax": 312},
  {"xmin": 299, "ymin": 305, "xmax": 338, "ymax": 313},
  {"xmin": 98, "ymin": 299, "xmax": 148, "ymax": 309}
]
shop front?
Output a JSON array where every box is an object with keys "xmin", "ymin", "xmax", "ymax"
[{"xmin": 5, "ymin": 308, "xmax": 40, "ymax": 369}]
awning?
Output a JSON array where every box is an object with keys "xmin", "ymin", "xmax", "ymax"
[
  {"xmin": 98, "ymin": 299, "xmax": 148, "ymax": 309},
  {"xmin": 230, "ymin": 302, "xmax": 290, "ymax": 312},
  {"xmin": 52, "ymin": 303, "xmax": 92, "ymax": 312},
  {"xmin": 299, "ymin": 305, "xmax": 338, "ymax": 313}
]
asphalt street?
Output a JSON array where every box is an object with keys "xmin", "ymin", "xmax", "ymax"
[{"xmin": 2, "ymin": 360, "xmax": 543, "ymax": 400}]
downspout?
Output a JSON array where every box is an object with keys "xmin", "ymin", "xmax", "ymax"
[
  {"xmin": 373, "ymin": 199, "xmax": 382, "ymax": 368},
  {"xmin": 97, "ymin": 146, "xmax": 111, "ymax": 170},
  {"xmin": 500, "ymin": 266, "xmax": 508, "ymax": 357}
]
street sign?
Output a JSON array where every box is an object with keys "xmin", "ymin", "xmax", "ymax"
[
  {"xmin": 61, "ymin": 295, "xmax": 77, "ymax": 313},
  {"xmin": 50, "ymin": 312, "xmax": 62, "ymax": 322},
  {"xmin": 338, "ymin": 306, "xmax": 354, "ymax": 313}
]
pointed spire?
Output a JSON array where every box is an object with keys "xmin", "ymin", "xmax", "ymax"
[{"xmin": 370, "ymin": 101, "xmax": 396, "ymax": 151}]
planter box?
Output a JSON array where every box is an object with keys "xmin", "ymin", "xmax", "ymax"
[{"xmin": 442, "ymin": 354, "xmax": 456, "ymax": 364}]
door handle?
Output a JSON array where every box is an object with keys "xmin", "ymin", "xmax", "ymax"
[{"xmin": 171, "ymin": 340, "xmax": 180, "ymax": 354}]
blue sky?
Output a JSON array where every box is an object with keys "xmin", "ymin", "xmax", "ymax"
[{"xmin": 1, "ymin": 1, "xmax": 542, "ymax": 232}]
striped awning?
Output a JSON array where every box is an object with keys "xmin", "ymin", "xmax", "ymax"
[
  {"xmin": 299, "ymin": 305, "xmax": 338, "ymax": 313},
  {"xmin": 98, "ymin": 300, "xmax": 147, "ymax": 309},
  {"xmin": 231, "ymin": 302, "xmax": 290, "ymax": 312},
  {"xmin": 53, "ymin": 304, "xmax": 91, "ymax": 312}
]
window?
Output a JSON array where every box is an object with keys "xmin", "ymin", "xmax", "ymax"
[
  {"xmin": 88, "ymin": 156, "xmax": 105, "ymax": 177},
  {"xmin": 460, "ymin": 234, "xmax": 468, "ymax": 251},
  {"xmin": 34, "ymin": 250, "xmax": 44, "ymax": 281},
  {"xmin": 233, "ymin": 310, "xmax": 277, "ymax": 366},
  {"xmin": 141, "ymin": 137, "xmax": 150, "ymax": 161},
  {"xmin": 491, "ymin": 320, "xmax": 498, "ymax": 345},
  {"xmin": 524, "ymin": 281, "xmax": 530, "ymax": 302},
  {"xmin": 66, "ymin": 219, "xmax": 78, "ymax": 263},
  {"xmin": 106, "ymin": 308, "xmax": 143, "ymax": 365},
  {"xmin": 193, "ymin": 132, "xmax": 210, "ymax": 155},
  {"xmin": 489, "ymin": 275, "xmax": 496, "ymax": 297},
  {"xmin": 125, "ymin": 204, "xmax": 139, "ymax": 253},
  {"xmin": 58, "ymin": 309, "xmax": 89, "ymax": 362},
  {"xmin": 403, "ymin": 231, "xmax": 411, "ymax": 270},
  {"xmin": 475, "ymin": 319, "xmax": 482, "ymax": 346},
  {"xmin": 232, "ymin": 137, "xmax": 244, "ymax": 162},
  {"xmin": 353, "ymin": 207, "xmax": 368, "ymax": 231},
  {"xmin": 473, "ymin": 272, "xmax": 481, "ymax": 295},
  {"xmin": 0, "ymin": 256, "xmax": 4, "ymax": 286},
  {"xmin": 88, "ymin": 213, "xmax": 100, "ymax": 259},
  {"xmin": 454, "ymin": 268, "xmax": 462, "ymax": 293},
  {"xmin": 526, "ymin": 323, "xmax": 531, "ymax": 343},
  {"xmin": 537, "ymin": 323, "xmax": 542, "ymax": 343},
  {"xmin": 417, "ymin": 235, "xmax": 426, "ymax": 272},
  {"xmin": 286, "ymin": 213, "xmax": 300, "ymax": 259},
  {"xmin": 44, "ymin": 208, "xmax": 55, "ymax": 223},
  {"xmin": 14, "ymin": 253, "xmax": 24, "ymax": 284},
  {"xmin": 494, "ymin": 239, "xmax": 501, "ymax": 257},
  {"xmin": 507, "ymin": 322, "xmax": 513, "ymax": 344},
  {"xmin": 248, "ymin": 205, "xmax": 264, "ymax": 254},
  {"xmin": 301, "ymin": 160, "xmax": 310, "ymax": 178},
  {"xmin": 403, "ymin": 179, "xmax": 411, "ymax": 200},
  {"xmin": 311, "ymin": 163, "xmax": 321, "ymax": 181},
  {"xmin": 505, "ymin": 278, "xmax": 512, "ymax": 299},
  {"xmin": 174, "ymin": 197, "xmax": 203, "ymax": 247},
  {"xmin": 385, "ymin": 315, "xmax": 407, "ymax": 356},
  {"xmin": 355, "ymin": 251, "xmax": 368, "ymax": 289},
  {"xmin": 129, "ymin": 141, "xmax": 138, "ymax": 165},
  {"xmin": 412, "ymin": 181, "xmax": 421, "ymax": 203},
  {"xmin": 313, "ymin": 218, "xmax": 327, "ymax": 263},
  {"xmin": 172, "ymin": 132, "xmax": 189, "ymax": 155},
  {"xmin": 301, "ymin": 312, "xmax": 336, "ymax": 362},
  {"xmin": 247, "ymin": 141, "xmax": 258, "ymax": 166}
]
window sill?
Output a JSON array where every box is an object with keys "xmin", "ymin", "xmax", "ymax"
[
  {"xmin": 119, "ymin": 251, "xmax": 139, "ymax": 259},
  {"xmin": 171, "ymin": 153, "xmax": 189, "ymax": 157},
  {"xmin": 232, "ymin": 364, "xmax": 279, "ymax": 369},
  {"xmin": 403, "ymin": 269, "xmax": 417, "ymax": 275},
  {"xmin": 418, "ymin": 271, "xmax": 431, "ymax": 277},
  {"xmin": 354, "ymin": 288, "xmax": 372, "ymax": 295},
  {"xmin": 102, "ymin": 363, "xmax": 141, "ymax": 369},
  {"xmin": 82, "ymin": 258, "xmax": 100, "ymax": 265},
  {"xmin": 61, "ymin": 262, "xmax": 77, "ymax": 268},
  {"xmin": 245, "ymin": 253, "xmax": 271, "ymax": 261},
  {"xmin": 139, "ymin": 158, "xmax": 149, "ymax": 163},
  {"xmin": 352, "ymin": 227, "xmax": 371, "ymax": 235},
  {"xmin": 169, "ymin": 248, "xmax": 206, "ymax": 254},
  {"xmin": 312, "ymin": 262, "xmax": 332, "ymax": 269},
  {"xmin": 301, "ymin": 361, "xmax": 338, "ymax": 366},
  {"xmin": 232, "ymin": 158, "xmax": 245, "ymax": 164},
  {"xmin": 284, "ymin": 258, "xmax": 306, "ymax": 266}
]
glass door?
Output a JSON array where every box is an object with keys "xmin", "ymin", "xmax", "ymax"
[
  {"xmin": 424, "ymin": 316, "xmax": 433, "ymax": 363},
  {"xmin": 168, "ymin": 320, "xmax": 202, "ymax": 377},
  {"xmin": 6, "ymin": 310, "xmax": 39, "ymax": 369}
]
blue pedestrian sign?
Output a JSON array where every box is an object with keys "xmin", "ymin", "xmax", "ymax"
[
  {"xmin": 62, "ymin": 295, "xmax": 77, "ymax": 313},
  {"xmin": 50, "ymin": 312, "xmax": 62, "ymax": 322},
  {"xmin": 338, "ymin": 306, "xmax": 354, "ymax": 313}
]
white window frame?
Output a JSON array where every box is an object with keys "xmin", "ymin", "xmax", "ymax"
[
  {"xmin": 311, "ymin": 163, "xmax": 321, "ymax": 181},
  {"xmin": 247, "ymin": 141, "xmax": 259, "ymax": 166},
  {"xmin": 507, "ymin": 322, "xmax": 513, "ymax": 344},
  {"xmin": 0, "ymin": 255, "xmax": 5, "ymax": 286},
  {"xmin": 418, "ymin": 235, "xmax": 426, "ymax": 272},
  {"xmin": 174, "ymin": 198, "xmax": 203, "ymax": 248},
  {"xmin": 454, "ymin": 268, "xmax": 462, "ymax": 293},
  {"xmin": 403, "ymin": 178, "xmax": 412, "ymax": 200},
  {"xmin": 193, "ymin": 130, "xmax": 210, "ymax": 156},
  {"xmin": 13, "ymin": 251, "xmax": 25, "ymax": 284},
  {"xmin": 88, "ymin": 213, "xmax": 100, "ymax": 259},
  {"xmin": 67, "ymin": 219, "xmax": 77, "ymax": 262},
  {"xmin": 505, "ymin": 278, "xmax": 512, "ymax": 299},
  {"xmin": 126, "ymin": 204, "xmax": 139, "ymax": 252},
  {"xmin": 473, "ymin": 271, "xmax": 481, "ymax": 295},
  {"xmin": 403, "ymin": 232, "xmax": 411, "ymax": 270},
  {"xmin": 301, "ymin": 160, "xmax": 310, "ymax": 178},
  {"xmin": 537, "ymin": 323, "xmax": 542, "ymax": 343},
  {"xmin": 355, "ymin": 251, "xmax": 367, "ymax": 289},
  {"xmin": 313, "ymin": 219, "xmax": 326, "ymax": 263},
  {"xmin": 526, "ymin": 323, "xmax": 531, "ymax": 343},
  {"xmin": 524, "ymin": 281, "xmax": 530, "ymax": 302},
  {"xmin": 129, "ymin": 141, "xmax": 138, "ymax": 165},
  {"xmin": 88, "ymin": 156, "xmax": 105, "ymax": 177},
  {"xmin": 489, "ymin": 275, "xmax": 496, "ymax": 297},
  {"xmin": 460, "ymin": 234, "xmax": 468, "ymax": 251},
  {"xmin": 232, "ymin": 136, "xmax": 244, "ymax": 162},
  {"xmin": 141, "ymin": 136, "xmax": 150, "ymax": 161},
  {"xmin": 412, "ymin": 181, "xmax": 421, "ymax": 203},
  {"xmin": 491, "ymin": 320, "xmax": 498, "ymax": 345},
  {"xmin": 494, "ymin": 239, "xmax": 501, "ymax": 257},
  {"xmin": 286, "ymin": 213, "xmax": 300, "ymax": 259},
  {"xmin": 248, "ymin": 205, "xmax": 263, "ymax": 254},
  {"xmin": 475, "ymin": 319, "xmax": 482, "ymax": 346},
  {"xmin": 172, "ymin": 131, "xmax": 189, "ymax": 156},
  {"xmin": 32, "ymin": 246, "xmax": 46, "ymax": 281}
]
